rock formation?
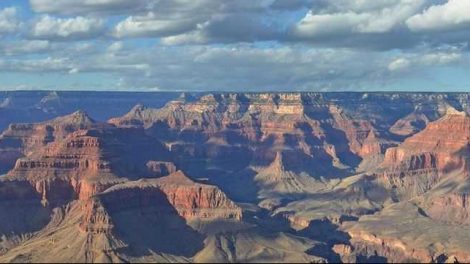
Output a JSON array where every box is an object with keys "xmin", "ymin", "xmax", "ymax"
[
  {"xmin": 340, "ymin": 107, "xmax": 470, "ymax": 263},
  {"xmin": 0, "ymin": 109, "xmax": 245, "ymax": 262},
  {"xmin": 383, "ymin": 107, "xmax": 469, "ymax": 172},
  {"xmin": 97, "ymin": 171, "xmax": 242, "ymax": 221},
  {"xmin": 378, "ymin": 107, "xmax": 469, "ymax": 199},
  {"xmin": 0, "ymin": 92, "xmax": 469, "ymax": 263}
]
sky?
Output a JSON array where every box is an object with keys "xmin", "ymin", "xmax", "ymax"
[{"xmin": 0, "ymin": 0, "xmax": 470, "ymax": 92}]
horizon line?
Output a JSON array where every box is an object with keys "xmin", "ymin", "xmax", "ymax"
[{"xmin": 1, "ymin": 90, "xmax": 470, "ymax": 94}]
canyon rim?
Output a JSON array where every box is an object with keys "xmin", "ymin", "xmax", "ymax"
[{"xmin": 2, "ymin": 0, "xmax": 470, "ymax": 262}]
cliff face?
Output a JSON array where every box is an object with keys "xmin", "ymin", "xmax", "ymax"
[
  {"xmin": 344, "ymin": 202, "xmax": 470, "ymax": 264},
  {"xmin": 100, "ymin": 171, "xmax": 242, "ymax": 221},
  {"xmin": 79, "ymin": 198, "xmax": 114, "ymax": 234},
  {"xmin": 338, "ymin": 107, "xmax": 470, "ymax": 263},
  {"xmin": 378, "ymin": 108, "xmax": 470, "ymax": 199},
  {"xmin": 0, "ymin": 111, "xmax": 102, "ymax": 174},
  {"xmin": 0, "ymin": 112, "xmax": 112, "ymax": 207},
  {"xmin": 110, "ymin": 93, "xmax": 406, "ymax": 182},
  {"xmin": 75, "ymin": 171, "xmax": 242, "ymax": 260},
  {"xmin": 328, "ymin": 104, "xmax": 390, "ymax": 158},
  {"xmin": 253, "ymin": 151, "xmax": 322, "ymax": 205},
  {"xmin": 389, "ymin": 112, "xmax": 429, "ymax": 136},
  {"xmin": 4, "ymin": 123, "xmax": 174, "ymax": 204},
  {"xmin": 0, "ymin": 109, "xmax": 242, "ymax": 262},
  {"xmin": 0, "ymin": 92, "xmax": 469, "ymax": 263},
  {"xmin": 383, "ymin": 108, "xmax": 469, "ymax": 171}
]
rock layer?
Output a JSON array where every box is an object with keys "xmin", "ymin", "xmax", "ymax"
[
  {"xmin": 0, "ymin": 92, "xmax": 469, "ymax": 263},
  {"xmin": 102, "ymin": 171, "xmax": 242, "ymax": 221}
]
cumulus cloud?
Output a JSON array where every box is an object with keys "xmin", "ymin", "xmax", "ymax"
[
  {"xmin": 112, "ymin": 0, "xmax": 283, "ymax": 43},
  {"xmin": 388, "ymin": 58, "xmax": 411, "ymax": 71},
  {"xmin": 160, "ymin": 29, "xmax": 207, "ymax": 45},
  {"xmin": 0, "ymin": 40, "xmax": 50, "ymax": 55},
  {"xmin": 31, "ymin": 15, "xmax": 104, "ymax": 40},
  {"xmin": 0, "ymin": 7, "xmax": 20, "ymax": 35},
  {"xmin": 104, "ymin": 0, "xmax": 470, "ymax": 50},
  {"xmin": 420, "ymin": 52, "xmax": 462, "ymax": 65},
  {"xmin": 1, "ymin": 0, "xmax": 470, "ymax": 92},
  {"xmin": 17, "ymin": 0, "xmax": 470, "ymax": 49},
  {"xmin": 160, "ymin": 14, "xmax": 282, "ymax": 45},
  {"xmin": 0, "ymin": 57, "xmax": 74, "ymax": 72},
  {"xmin": 113, "ymin": 12, "xmax": 199, "ymax": 38},
  {"xmin": 107, "ymin": 41, "xmax": 123, "ymax": 53},
  {"xmin": 388, "ymin": 48, "xmax": 463, "ymax": 72},
  {"xmin": 29, "ymin": 0, "xmax": 151, "ymax": 15},
  {"xmin": 111, "ymin": 0, "xmax": 211, "ymax": 39},
  {"xmin": 406, "ymin": 0, "xmax": 470, "ymax": 32},
  {"xmin": 0, "ymin": 40, "xmax": 386, "ymax": 90},
  {"xmin": 293, "ymin": 0, "xmax": 425, "ymax": 38},
  {"xmin": 72, "ymin": 45, "xmax": 388, "ymax": 91}
]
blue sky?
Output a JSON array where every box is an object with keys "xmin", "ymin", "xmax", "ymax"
[{"xmin": 0, "ymin": 0, "xmax": 470, "ymax": 92}]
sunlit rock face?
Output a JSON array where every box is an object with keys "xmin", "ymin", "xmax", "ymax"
[
  {"xmin": 378, "ymin": 108, "xmax": 469, "ymax": 199},
  {"xmin": 0, "ymin": 108, "xmax": 243, "ymax": 262},
  {"xmin": 0, "ymin": 92, "xmax": 469, "ymax": 263},
  {"xmin": 383, "ymin": 108, "xmax": 469, "ymax": 171},
  {"xmin": 99, "ymin": 171, "xmax": 242, "ymax": 221},
  {"xmin": 110, "ymin": 92, "xmax": 412, "ymax": 178}
]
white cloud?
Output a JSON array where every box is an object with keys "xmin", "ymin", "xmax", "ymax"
[
  {"xmin": 293, "ymin": 0, "xmax": 424, "ymax": 38},
  {"xmin": 1, "ymin": 0, "xmax": 470, "ymax": 92},
  {"xmin": 388, "ymin": 49, "xmax": 463, "ymax": 72},
  {"xmin": 0, "ymin": 40, "xmax": 50, "ymax": 55},
  {"xmin": 407, "ymin": 0, "xmax": 470, "ymax": 32},
  {"xmin": 388, "ymin": 58, "xmax": 410, "ymax": 71},
  {"xmin": 160, "ymin": 32, "xmax": 206, "ymax": 45},
  {"xmin": 0, "ymin": 57, "xmax": 73, "ymax": 72},
  {"xmin": 107, "ymin": 41, "xmax": 123, "ymax": 53},
  {"xmin": 78, "ymin": 45, "xmax": 386, "ymax": 91},
  {"xmin": 293, "ymin": 11, "xmax": 369, "ymax": 37},
  {"xmin": 110, "ymin": 1, "xmax": 282, "ymax": 43},
  {"xmin": 68, "ymin": 67, "xmax": 79, "ymax": 74},
  {"xmin": 113, "ymin": 12, "xmax": 199, "ymax": 38},
  {"xmin": 160, "ymin": 22, "xmax": 209, "ymax": 45},
  {"xmin": 0, "ymin": 7, "xmax": 19, "ymax": 35},
  {"xmin": 1, "ymin": 41, "xmax": 379, "ymax": 90},
  {"xmin": 31, "ymin": 15, "xmax": 104, "ymax": 40},
  {"xmin": 420, "ymin": 52, "xmax": 462, "ymax": 66},
  {"xmin": 29, "ymin": 0, "xmax": 150, "ymax": 15}
]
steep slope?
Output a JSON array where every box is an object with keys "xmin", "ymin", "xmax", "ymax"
[
  {"xmin": 194, "ymin": 231, "xmax": 325, "ymax": 263},
  {"xmin": 0, "ymin": 111, "xmax": 102, "ymax": 174},
  {"xmin": 0, "ymin": 92, "xmax": 469, "ymax": 263},
  {"xmin": 5, "ymin": 125, "xmax": 172, "ymax": 204},
  {"xmin": 0, "ymin": 171, "xmax": 243, "ymax": 262},
  {"xmin": 0, "ymin": 200, "xmax": 195, "ymax": 263},
  {"xmin": 343, "ymin": 202, "xmax": 470, "ymax": 263},
  {"xmin": 389, "ymin": 111, "xmax": 429, "ymax": 136},
  {"xmin": 340, "ymin": 108, "xmax": 470, "ymax": 262},
  {"xmin": 0, "ymin": 173, "xmax": 243, "ymax": 262},
  {"xmin": 253, "ymin": 151, "xmax": 328, "ymax": 210},
  {"xmin": 379, "ymin": 107, "xmax": 469, "ymax": 199},
  {"xmin": 383, "ymin": 107, "xmax": 469, "ymax": 171},
  {"xmin": 110, "ymin": 93, "xmax": 399, "ymax": 181},
  {"xmin": 0, "ymin": 112, "xmax": 246, "ymax": 262},
  {"xmin": 101, "ymin": 171, "xmax": 242, "ymax": 221}
]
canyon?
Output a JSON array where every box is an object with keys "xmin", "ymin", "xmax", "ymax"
[{"xmin": 0, "ymin": 91, "xmax": 469, "ymax": 263}]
